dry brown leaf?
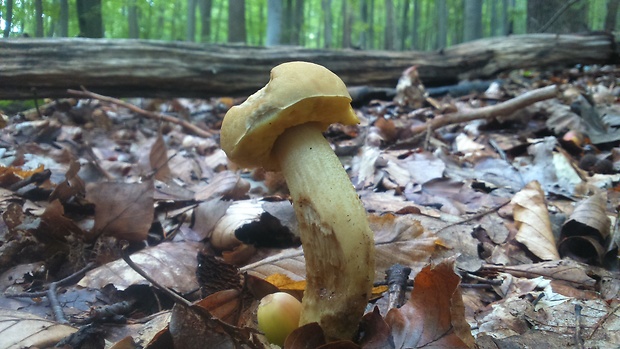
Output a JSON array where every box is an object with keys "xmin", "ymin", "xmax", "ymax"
[
  {"xmin": 0, "ymin": 309, "xmax": 77, "ymax": 349},
  {"xmin": 150, "ymin": 132, "xmax": 172, "ymax": 182},
  {"xmin": 558, "ymin": 192, "xmax": 611, "ymax": 264},
  {"xmin": 512, "ymin": 180, "xmax": 559, "ymax": 260},
  {"xmin": 48, "ymin": 160, "xmax": 85, "ymax": 203},
  {"xmin": 241, "ymin": 214, "xmax": 438, "ymax": 285},
  {"xmin": 86, "ymin": 180, "xmax": 154, "ymax": 242},
  {"xmin": 38, "ymin": 199, "xmax": 84, "ymax": 241},
  {"xmin": 194, "ymin": 171, "xmax": 250, "ymax": 201},
  {"xmin": 385, "ymin": 259, "xmax": 474, "ymax": 348},
  {"xmin": 78, "ymin": 241, "xmax": 201, "ymax": 293}
]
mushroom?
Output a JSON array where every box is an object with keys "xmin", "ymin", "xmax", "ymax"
[{"xmin": 220, "ymin": 61, "xmax": 375, "ymax": 340}]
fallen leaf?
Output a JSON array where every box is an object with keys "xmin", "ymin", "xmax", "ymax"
[
  {"xmin": 150, "ymin": 132, "xmax": 172, "ymax": 182},
  {"xmin": 512, "ymin": 181, "xmax": 559, "ymax": 260},
  {"xmin": 558, "ymin": 192, "xmax": 611, "ymax": 264},
  {"xmin": 78, "ymin": 241, "xmax": 201, "ymax": 293},
  {"xmin": 0, "ymin": 309, "xmax": 77, "ymax": 349},
  {"xmin": 385, "ymin": 259, "xmax": 474, "ymax": 348},
  {"xmin": 86, "ymin": 180, "xmax": 154, "ymax": 242}
]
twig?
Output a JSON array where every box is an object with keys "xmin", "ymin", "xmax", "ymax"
[
  {"xmin": 392, "ymin": 85, "xmax": 558, "ymax": 149},
  {"xmin": 120, "ymin": 244, "xmax": 261, "ymax": 347},
  {"xmin": 67, "ymin": 88, "xmax": 214, "ymax": 138},
  {"xmin": 538, "ymin": 0, "xmax": 582, "ymax": 33},
  {"xmin": 435, "ymin": 200, "xmax": 511, "ymax": 234},
  {"xmin": 5, "ymin": 262, "xmax": 96, "ymax": 298},
  {"xmin": 5, "ymin": 262, "xmax": 97, "ymax": 323}
]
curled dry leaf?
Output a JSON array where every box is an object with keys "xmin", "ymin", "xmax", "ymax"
[
  {"xmin": 78, "ymin": 241, "xmax": 201, "ymax": 293},
  {"xmin": 385, "ymin": 258, "xmax": 474, "ymax": 349},
  {"xmin": 512, "ymin": 180, "xmax": 560, "ymax": 261},
  {"xmin": 149, "ymin": 132, "xmax": 172, "ymax": 182},
  {"xmin": 48, "ymin": 160, "xmax": 85, "ymax": 203},
  {"xmin": 558, "ymin": 192, "xmax": 611, "ymax": 264},
  {"xmin": 86, "ymin": 180, "xmax": 154, "ymax": 242}
]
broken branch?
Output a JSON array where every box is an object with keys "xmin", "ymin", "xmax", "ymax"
[
  {"xmin": 67, "ymin": 88, "xmax": 214, "ymax": 138},
  {"xmin": 395, "ymin": 84, "xmax": 559, "ymax": 148}
]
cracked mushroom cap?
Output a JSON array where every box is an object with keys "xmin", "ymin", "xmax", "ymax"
[{"xmin": 220, "ymin": 61, "xmax": 359, "ymax": 171}]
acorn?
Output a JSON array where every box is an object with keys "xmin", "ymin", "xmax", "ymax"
[{"xmin": 257, "ymin": 292, "xmax": 302, "ymax": 346}]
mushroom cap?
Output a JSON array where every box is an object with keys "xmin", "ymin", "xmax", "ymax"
[{"xmin": 220, "ymin": 61, "xmax": 359, "ymax": 171}]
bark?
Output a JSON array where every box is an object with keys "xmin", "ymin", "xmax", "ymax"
[
  {"xmin": 605, "ymin": 0, "xmax": 620, "ymax": 32},
  {"xmin": 4, "ymin": 0, "xmax": 13, "ymax": 38},
  {"xmin": 436, "ymin": 0, "xmax": 447, "ymax": 48},
  {"xmin": 76, "ymin": 0, "xmax": 103, "ymax": 38},
  {"xmin": 187, "ymin": 0, "xmax": 197, "ymax": 41},
  {"xmin": 527, "ymin": 0, "xmax": 587, "ymax": 33},
  {"xmin": 0, "ymin": 34, "xmax": 615, "ymax": 99},
  {"xmin": 227, "ymin": 0, "xmax": 246, "ymax": 43},
  {"xmin": 463, "ymin": 0, "xmax": 483, "ymax": 42},
  {"xmin": 266, "ymin": 0, "xmax": 282, "ymax": 46},
  {"xmin": 322, "ymin": 0, "xmax": 332, "ymax": 48},
  {"xmin": 384, "ymin": 0, "xmax": 396, "ymax": 50},
  {"xmin": 199, "ymin": 0, "xmax": 213, "ymax": 42},
  {"xmin": 35, "ymin": 0, "xmax": 44, "ymax": 37},
  {"xmin": 341, "ymin": 0, "xmax": 352, "ymax": 48},
  {"xmin": 59, "ymin": 0, "xmax": 69, "ymax": 37}
]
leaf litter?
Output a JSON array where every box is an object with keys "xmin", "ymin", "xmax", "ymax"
[{"xmin": 0, "ymin": 65, "xmax": 618, "ymax": 348}]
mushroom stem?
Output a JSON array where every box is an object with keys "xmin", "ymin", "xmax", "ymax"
[{"xmin": 273, "ymin": 122, "xmax": 375, "ymax": 340}]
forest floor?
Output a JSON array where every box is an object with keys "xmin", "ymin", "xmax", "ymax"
[{"xmin": 0, "ymin": 64, "xmax": 619, "ymax": 349}]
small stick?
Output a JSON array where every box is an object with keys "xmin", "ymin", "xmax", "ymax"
[
  {"xmin": 5, "ymin": 262, "xmax": 96, "ymax": 324},
  {"xmin": 67, "ymin": 88, "xmax": 214, "ymax": 138},
  {"xmin": 392, "ymin": 85, "xmax": 558, "ymax": 149}
]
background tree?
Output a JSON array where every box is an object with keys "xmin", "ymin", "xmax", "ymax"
[
  {"xmin": 322, "ymin": 0, "xmax": 333, "ymax": 48},
  {"xmin": 4, "ymin": 0, "xmax": 13, "ymax": 38},
  {"xmin": 199, "ymin": 0, "xmax": 213, "ymax": 42},
  {"xmin": 59, "ymin": 0, "xmax": 69, "ymax": 37},
  {"xmin": 463, "ymin": 0, "xmax": 482, "ymax": 42},
  {"xmin": 187, "ymin": 0, "xmax": 198, "ymax": 41},
  {"xmin": 527, "ymin": 0, "xmax": 588, "ymax": 33},
  {"xmin": 228, "ymin": 0, "xmax": 246, "ymax": 43},
  {"xmin": 35, "ymin": 0, "xmax": 43, "ymax": 37},
  {"xmin": 128, "ymin": 0, "xmax": 139, "ymax": 39},
  {"xmin": 384, "ymin": 0, "xmax": 396, "ymax": 50},
  {"xmin": 76, "ymin": 0, "xmax": 103, "ymax": 38},
  {"xmin": 436, "ymin": 0, "xmax": 447, "ymax": 48},
  {"xmin": 266, "ymin": 0, "xmax": 282, "ymax": 46},
  {"xmin": 605, "ymin": 0, "xmax": 619, "ymax": 32}
]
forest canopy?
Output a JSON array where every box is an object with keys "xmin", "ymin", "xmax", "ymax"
[{"xmin": 1, "ymin": 0, "xmax": 616, "ymax": 51}]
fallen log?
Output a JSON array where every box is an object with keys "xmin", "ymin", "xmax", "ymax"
[{"xmin": 0, "ymin": 33, "xmax": 616, "ymax": 100}]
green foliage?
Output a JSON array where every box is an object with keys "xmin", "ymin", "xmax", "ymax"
[{"xmin": 1, "ymin": 0, "xmax": 612, "ymax": 49}]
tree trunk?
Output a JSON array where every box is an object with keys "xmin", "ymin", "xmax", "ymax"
[
  {"xmin": 294, "ymin": 0, "xmax": 304, "ymax": 45},
  {"xmin": 436, "ymin": 0, "xmax": 447, "ymax": 49},
  {"xmin": 411, "ymin": 0, "xmax": 419, "ymax": 49},
  {"xmin": 128, "ymin": 0, "xmax": 139, "ymax": 39},
  {"xmin": 527, "ymin": 0, "xmax": 588, "ymax": 33},
  {"xmin": 266, "ymin": 0, "xmax": 282, "ymax": 46},
  {"xmin": 76, "ymin": 0, "xmax": 103, "ymax": 38},
  {"xmin": 341, "ymin": 0, "xmax": 352, "ymax": 48},
  {"xmin": 3, "ymin": 0, "xmax": 13, "ymax": 38},
  {"xmin": 187, "ymin": 0, "xmax": 197, "ymax": 41},
  {"xmin": 605, "ymin": 0, "xmax": 620, "ymax": 32},
  {"xmin": 199, "ymin": 0, "xmax": 213, "ymax": 42},
  {"xmin": 35, "ymin": 0, "xmax": 44, "ymax": 37},
  {"xmin": 384, "ymin": 0, "xmax": 396, "ymax": 50},
  {"xmin": 228, "ymin": 0, "xmax": 246, "ymax": 43},
  {"xmin": 322, "ymin": 0, "xmax": 332, "ymax": 48},
  {"xmin": 0, "ymin": 34, "xmax": 615, "ymax": 100},
  {"xmin": 400, "ymin": 1, "xmax": 410, "ymax": 50},
  {"xmin": 359, "ymin": 0, "xmax": 368, "ymax": 49},
  {"xmin": 59, "ymin": 0, "xmax": 69, "ymax": 37},
  {"xmin": 463, "ymin": 0, "xmax": 482, "ymax": 42}
]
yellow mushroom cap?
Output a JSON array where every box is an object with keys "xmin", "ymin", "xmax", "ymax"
[{"xmin": 220, "ymin": 61, "xmax": 359, "ymax": 171}]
